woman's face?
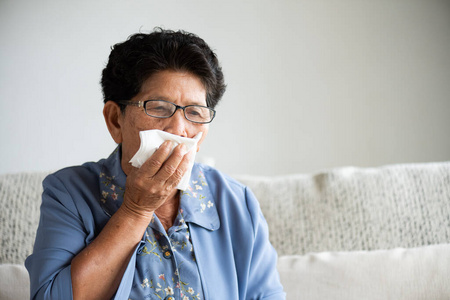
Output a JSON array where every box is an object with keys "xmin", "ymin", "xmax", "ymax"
[{"xmin": 117, "ymin": 70, "xmax": 210, "ymax": 174}]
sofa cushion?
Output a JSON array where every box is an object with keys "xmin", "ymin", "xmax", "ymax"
[
  {"xmin": 278, "ymin": 243, "xmax": 450, "ymax": 300},
  {"xmin": 0, "ymin": 172, "xmax": 50, "ymax": 264},
  {"xmin": 0, "ymin": 264, "xmax": 29, "ymax": 300},
  {"xmin": 236, "ymin": 162, "xmax": 450, "ymax": 255}
]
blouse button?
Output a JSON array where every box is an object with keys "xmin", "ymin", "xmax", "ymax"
[
  {"xmin": 163, "ymin": 250, "xmax": 172, "ymax": 259},
  {"xmin": 165, "ymin": 297, "xmax": 175, "ymax": 300}
]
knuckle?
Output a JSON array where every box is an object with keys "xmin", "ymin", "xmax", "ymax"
[
  {"xmin": 134, "ymin": 176, "xmax": 146, "ymax": 187},
  {"xmin": 173, "ymin": 149, "xmax": 185, "ymax": 160},
  {"xmin": 146, "ymin": 185, "xmax": 159, "ymax": 194},
  {"xmin": 149, "ymin": 158, "xmax": 163, "ymax": 169},
  {"xmin": 173, "ymin": 168, "xmax": 185, "ymax": 180},
  {"xmin": 164, "ymin": 184, "xmax": 174, "ymax": 193},
  {"xmin": 163, "ymin": 164, "xmax": 176, "ymax": 175},
  {"xmin": 147, "ymin": 180, "xmax": 165, "ymax": 195}
]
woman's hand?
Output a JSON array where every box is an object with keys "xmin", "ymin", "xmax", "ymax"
[{"xmin": 120, "ymin": 141, "xmax": 191, "ymax": 220}]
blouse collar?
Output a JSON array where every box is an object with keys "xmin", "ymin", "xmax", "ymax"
[{"xmin": 179, "ymin": 164, "xmax": 220, "ymax": 231}]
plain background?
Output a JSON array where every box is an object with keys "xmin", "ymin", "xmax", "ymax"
[{"xmin": 1, "ymin": 0, "xmax": 449, "ymax": 176}]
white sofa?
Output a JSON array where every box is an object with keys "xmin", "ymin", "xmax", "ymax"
[{"xmin": 1, "ymin": 162, "xmax": 450, "ymax": 300}]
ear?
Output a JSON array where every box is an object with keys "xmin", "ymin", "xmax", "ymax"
[{"xmin": 103, "ymin": 101, "xmax": 124, "ymax": 144}]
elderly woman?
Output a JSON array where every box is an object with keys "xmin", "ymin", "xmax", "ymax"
[{"xmin": 26, "ymin": 29, "xmax": 285, "ymax": 300}]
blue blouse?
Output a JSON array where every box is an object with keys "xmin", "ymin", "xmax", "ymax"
[{"xmin": 26, "ymin": 147, "xmax": 285, "ymax": 300}]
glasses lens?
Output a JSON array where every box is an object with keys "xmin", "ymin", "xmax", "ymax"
[
  {"xmin": 145, "ymin": 100, "xmax": 174, "ymax": 117},
  {"xmin": 185, "ymin": 106, "xmax": 214, "ymax": 123}
]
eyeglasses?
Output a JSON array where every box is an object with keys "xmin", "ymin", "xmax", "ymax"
[{"xmin": 117, "ymin": 99, "xmax": 216, "ymax": 124}]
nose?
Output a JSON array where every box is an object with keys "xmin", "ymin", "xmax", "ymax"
[{"xmin": 164, "ymin": 108, "xmax": 188, "ymax": 137}]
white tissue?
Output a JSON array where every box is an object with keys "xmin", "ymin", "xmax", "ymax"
[{"xmin": 129, "ymin": 130, "xmax": 203, "ymax": 191}]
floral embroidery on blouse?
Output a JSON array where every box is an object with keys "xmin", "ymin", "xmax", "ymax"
[
  {"xmin": 139, "ymin": 231, "xmax": 162, "ymax": 262},
  {"xmin": 181, "ymin": 171, "xmax": 214, "ymax": 214},
  {"xmin": 100, "ymin": 172, "xmax": 125, "ymax": 203},
  {"xmin": 97, "ymin": 147, "xmax": 127, "ymax": 217}
]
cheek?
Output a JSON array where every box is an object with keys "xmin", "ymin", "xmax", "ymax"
[
  {"xmin": 121, "ymin": 114, "xmax": 144, "ymax": 157},
  {"xmin": 122, "ymin": 115, "xmax": 169, "ymax": 150},
  {"xmin": 195, "ymin": 125, "xmax": 209, "ymax": 148},
  {"xmin": 125, "ymin": 112, "xmax": 162, "ymax": 134}
]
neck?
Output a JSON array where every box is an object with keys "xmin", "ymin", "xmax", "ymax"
[{"xmin": 155, "ymin": 191, "xmax": 180, "ymax": 231}]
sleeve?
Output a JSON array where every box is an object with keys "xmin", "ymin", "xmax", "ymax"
[
  {"xmin": 245, "ymin": 187, "xmax": 286, "ymax": 300},
  {"xmin": 25, "ymin": 174, "xmax": 90, "ymax": 300}
]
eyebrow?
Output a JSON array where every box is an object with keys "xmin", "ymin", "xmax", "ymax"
[{"xmin": 146, "ymin": 97, "xmax": 207, "ymax": 106}]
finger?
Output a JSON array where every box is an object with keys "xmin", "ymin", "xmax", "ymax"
[
  {"xmin": 154, "ymin": 143, "xmax": 188, "ymax": 182},
  {"xmin": 164, "ymin": 148, "xmax": 192, "ymax": 188},
  {"xmin": 139, "ymin": 140, "xmax": 174, "ymax": 177}
]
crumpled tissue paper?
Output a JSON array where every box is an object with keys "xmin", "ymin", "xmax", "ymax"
[{"xmin": 129, "ymin": 129, "xmax": 203, "ymax": 190}]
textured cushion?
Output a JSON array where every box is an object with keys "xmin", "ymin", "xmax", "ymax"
[
  {"xmin": 236, "ymin": 162, "xmax": 450, "ymax": 255},
  {"xmin": 278, "ymin": 244, "xmax": 450, "ymax": 300},
  {"xmin": 0, "ymin": 264, "xmax": 29, "ymax": 300},
  {"xmin": 0, "ymin": 172, "xmax": 50, "ymax": 264},
  {"xmin": 2, "ymin": 163, "xmax": 450, "ymax": 264}
]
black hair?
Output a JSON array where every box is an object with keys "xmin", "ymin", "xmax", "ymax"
[{"xmin": 101, "ymin": 28, "xmax": 226, "ymax": 109}]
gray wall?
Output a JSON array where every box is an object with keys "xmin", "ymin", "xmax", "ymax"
[{"xmin": 1, "ymin": 0, "xmax": 449, "ymax": 176}]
